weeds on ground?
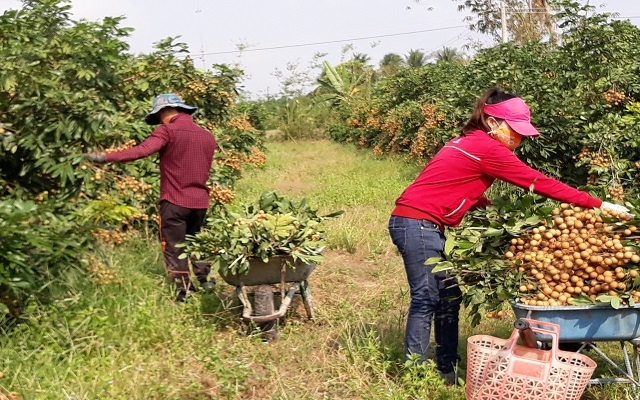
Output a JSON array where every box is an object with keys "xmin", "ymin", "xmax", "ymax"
[{"xmin": 0, "ymin": 140, "xmax": 633, "ymax": 399}]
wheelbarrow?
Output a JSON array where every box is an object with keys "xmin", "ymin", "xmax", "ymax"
[
  {"xmin": 511, "ymin": 301, "xmax": 640, "ymax": 398},
  {"xmin": 219, "ymin": 255, "xmax": 316, "ymax": 339}
]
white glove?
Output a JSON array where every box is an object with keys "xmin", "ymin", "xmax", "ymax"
[
  {"xmin": 601, "ymin": 201, "xmax": 630, "ymax": 214},
  {"xmin": 601, "ymin": 201, "xmax": 633, "ymax": 219}
]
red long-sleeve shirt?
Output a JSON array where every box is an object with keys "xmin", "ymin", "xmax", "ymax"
[
  {"xmin": 392, "ymin": 129, "xmax": 602, "ymax": 228},
  {"xmin": 105, "ymin": 114, "xmax": 217, "ymax": 209}
]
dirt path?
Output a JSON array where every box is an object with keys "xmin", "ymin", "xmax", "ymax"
[{"xmin": 229, "ymin": 139, "xmax": 416, "ymax": 399}]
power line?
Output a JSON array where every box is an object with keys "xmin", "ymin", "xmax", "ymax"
[
  {"xmin": 184, "ymin": 12, "xmax": 640, "ymax": 59},
  {"xmin": 187, "ymin": 25, "xmax": 467, "ymax": 57}
]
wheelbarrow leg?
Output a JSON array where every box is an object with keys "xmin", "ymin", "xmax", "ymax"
[{"xmin": 300, "ymin": 279, "xmax": 314, "ymax": 320}]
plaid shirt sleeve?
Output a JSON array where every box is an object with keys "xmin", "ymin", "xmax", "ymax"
[{"xmin": 105, "ymin": 126, "xmax": 169, "ymax": 162}]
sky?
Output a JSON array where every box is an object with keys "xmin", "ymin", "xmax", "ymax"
[{"xmin": 1, "ymin": 1, "xmax": 639, "ymax": 99}]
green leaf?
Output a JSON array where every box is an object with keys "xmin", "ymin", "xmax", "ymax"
[
  {"xmin": 432, "ymin": 261, "xmax": 453, "ymax": 273},
  {"xmin": 568, "ymin": 295, "xmax": 595, "ymax": 306},
  {"xmin": 524, "ymin": 216, "xmax": 541, "ymax": 225},
  {"xmin": 1, "ymin": 75, "xmax": 17, "ymax": 91},
  {"xmin": 426, "ymin": 256, "xmax": 442, "ymax": 265},
  {"xmin": 444, "ymin": 235, "xmax": 455, "ymax": 255},
  {"xmin": 611, "ymin": 297, "xmax": 621, "ymax": 309},
  {"xmin": 484, "ymin": 227, "xmax": 504, "ymax": 237}
]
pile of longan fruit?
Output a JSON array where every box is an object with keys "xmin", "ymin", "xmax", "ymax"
[{"xmin": 506, "ymin": 203, "xmax": 639, "ymax": 307}]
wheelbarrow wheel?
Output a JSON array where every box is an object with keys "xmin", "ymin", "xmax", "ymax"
[{"xmin": 254, "ymin": 285, "xmax": 279, "ymax": 341}]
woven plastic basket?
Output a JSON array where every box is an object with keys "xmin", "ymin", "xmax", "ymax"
[{"xmin": 466, "ymin": 319, "xmax": 596, "ymax": 400}]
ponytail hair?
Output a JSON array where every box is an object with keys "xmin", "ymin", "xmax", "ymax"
[{"xmin": 461, "ymin": 87, "xmax": 518, "ymax": 135}]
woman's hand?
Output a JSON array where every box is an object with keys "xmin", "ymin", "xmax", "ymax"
[{"xmin": 601, "ymin": 201, "xmax": 633, "ymax": 219}]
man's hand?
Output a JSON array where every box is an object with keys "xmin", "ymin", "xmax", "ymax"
[{"xmin": 82, "ymin": 153, "xmax": 107, "ymax": 164}]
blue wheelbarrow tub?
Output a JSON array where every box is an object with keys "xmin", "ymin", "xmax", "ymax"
[{"xmin": 510, "ymin": 301, "xmax": 640, "ymax": 341}]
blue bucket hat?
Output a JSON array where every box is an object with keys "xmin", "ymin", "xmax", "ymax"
[{"xmin": 144, "ymin": 93, "xmax": 197, "ymax": 125}]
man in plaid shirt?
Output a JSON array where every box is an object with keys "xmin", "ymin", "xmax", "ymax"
[{"xmin": 84, "ymin": 94, "xmax": 217, "ymax": 301}]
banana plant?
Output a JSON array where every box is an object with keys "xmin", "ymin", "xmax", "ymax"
[{"xmin": 316, "ymin": 61, "xmax": 373, "ymax": 106}]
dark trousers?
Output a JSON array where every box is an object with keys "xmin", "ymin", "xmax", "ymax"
[{"xmin": 158, "ymin": 200, "xmax": 209, "ymax": 291}]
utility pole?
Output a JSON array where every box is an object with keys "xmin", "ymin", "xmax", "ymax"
[{"xmin": 501, "ymin": 1, "xmax": 508, "ymax": 43}]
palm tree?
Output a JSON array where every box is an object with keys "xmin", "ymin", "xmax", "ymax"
[
  {"xmin": 404, "ymin": 49, "xmax": 427, "ymax": 68},
  {"xmin": 434, "ymin": 47, "xmax": 465, "ymax": 63},
  {"xmin": 378, "ymin": 53, "xmax": 404, "ymax": 77},
  {"xmin": 351, "ymin": 52, "xmax": 372, "ymax": 66}
]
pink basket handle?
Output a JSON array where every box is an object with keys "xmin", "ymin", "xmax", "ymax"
[{"xmin": 505, "ymin": 318, "xmax": 561, "ymax": 359}]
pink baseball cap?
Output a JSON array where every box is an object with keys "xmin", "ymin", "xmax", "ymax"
[{"xmin": 484, "ymin": 97, "xmax": 540, "ymax": 137}]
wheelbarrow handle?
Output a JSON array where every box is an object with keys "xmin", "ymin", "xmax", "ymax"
[{"xmin": 514, "ymin": 318, "xmax": 539, "ymax": 349}]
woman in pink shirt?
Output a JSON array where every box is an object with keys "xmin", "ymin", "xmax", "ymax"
[{"xmin": 388, "ymin": 87, "xmax": 629, "ymax": 383}]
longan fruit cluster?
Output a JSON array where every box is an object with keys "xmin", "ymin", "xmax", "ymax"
[
  {"xmin": 186, "ymin": 81, "xmax": 208, "ymax": 96},
  {"xmin": 90, "ymin": 170, "xmax": 104, "ymax": 182},
  {"xmin": 574, "ymin": 146, "xmax": 591, "ymax": 161},
  {"xmin": 609, "ymin": 186, "xmax": 625, "ymax": 202},
  {"xmin": 381, "ymin": 118, "xmax": 400, "ymax": 134},
  {"xmin": 35, "ymin": 191, "xmax": 48, "ymax": 203},
  {"xmin": 114, "ymin": 175, "xmax": 153, "ymax": 201},
  {"xmin": 589, "ymin": 155, "xmax": 610, "ymax": 168},
  {"xmin": 213, "ymin": 155, "xmax": 243, "ymax": 172},
  {"xmin": 602, "ymin": 89, "xmax": 626, "ymax": 105},
  {"xmin": 507, "ymin": 204, "xmax": 639, "ymax": 306},
  {"xmin": 85, "ymin": 255, "xmax": 123, "ymax": 285},
  {"xmin": 365, "ymin": 115, "xmax": 382, "ymax": 130},
  {"xmin": 409, "ymin": 131, "xmax": 429, "ymax": 159},
  {"xmin": 209, "ymin": 185, "xmax": 235, "ymax": 204},
  {"xmin": 420, "ymin": 103, "xmax": 445, "ymax": 129},
  {"xmin": 346, "ymin": 117, "xmax": 362, "ymax": 128},
  {"xmin": 574, "ymin": 147, "xmax": 609, "ymax": 168},
  {"xmin": 92, "ymin": 228, "xmax": 132, "ymax": 245},
  {"xmin": 245, "ymin": 148, "xmax": 266, "ymax": 166},
  {"xmin": 227, "ymin": 115, "xmax": 254, "ymax": 131},
  {"xmin": 105, "ymin": 139, "xmax": 136, "ymax": 153}
]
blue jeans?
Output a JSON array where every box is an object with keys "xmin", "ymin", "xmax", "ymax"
[{"xmin": 388, "ymin": 215, "xmax": 462, "ymax": 373}]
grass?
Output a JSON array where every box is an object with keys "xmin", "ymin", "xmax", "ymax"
[{"xmin": 0, "ymin": 139, "xmax": 636, "ymax": 399}]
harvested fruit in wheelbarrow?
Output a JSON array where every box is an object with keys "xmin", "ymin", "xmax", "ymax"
[{"xmin": 506, "ymin": 204, "xmax": 640, "ymax": 306}]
